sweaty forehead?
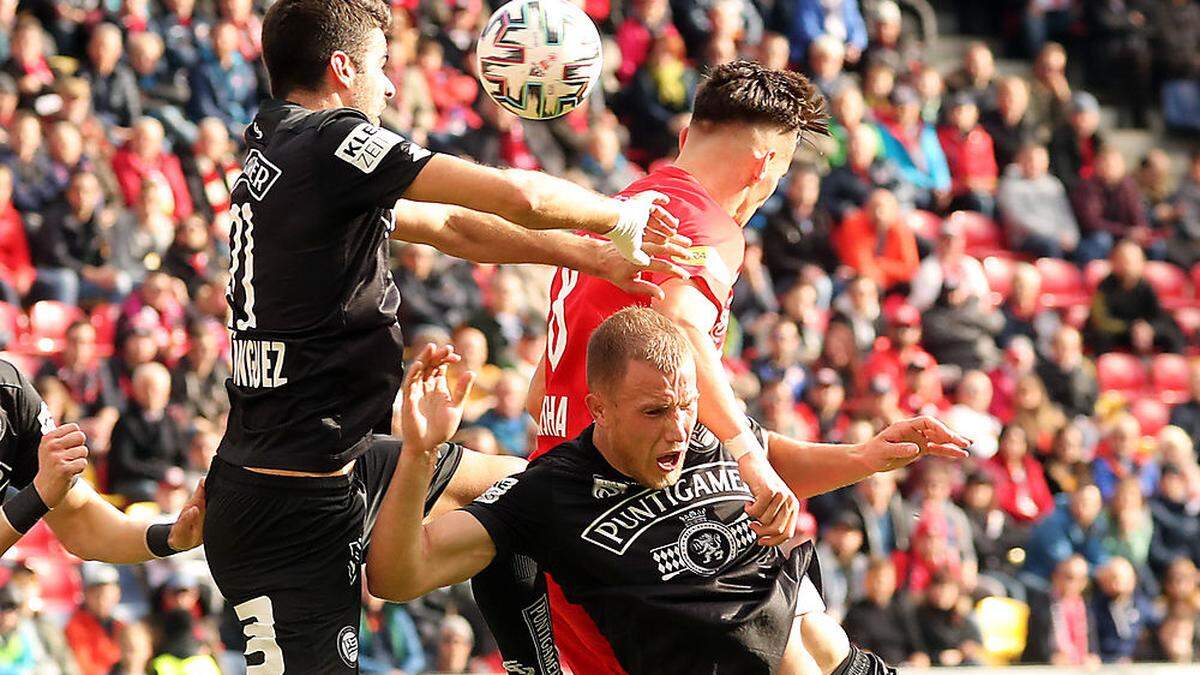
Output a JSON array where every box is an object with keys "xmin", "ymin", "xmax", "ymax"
[{"xmin": 621, "ymin": 360, "xmax": 697, "ymax": 403}]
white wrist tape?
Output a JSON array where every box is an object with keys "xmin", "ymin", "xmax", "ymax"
[{"xmin": 725, "ymin": 429, "xmax": 766, "ymax": 460}]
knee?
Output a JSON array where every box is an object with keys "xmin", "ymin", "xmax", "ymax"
[{"xmin": 799, "ymin": 612, "xmax": 851, "ymax": 675}]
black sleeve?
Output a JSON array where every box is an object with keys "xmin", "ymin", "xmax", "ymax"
[
  {"xmin": 460, "ymin": 465, "xmax": 552, "ymax": 559},
  {"xmin": 315, "ymin": 110, "xmax": 435, "ymax": 211},
  {"xmin": 1, "ymin": 363, "xmax": 54, "ymax": 490}
]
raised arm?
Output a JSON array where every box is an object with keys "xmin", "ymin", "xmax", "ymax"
[
  {"xmin": 392, "ymin": 200, "xmax": 691, "ymax": 299},
  {"xmin": 366, "ymin": 344, "xmax": 498, "ymax": 601},
  {"xmin": 403, "ymin": 155, "xmax": 674, "ymax": 264}
]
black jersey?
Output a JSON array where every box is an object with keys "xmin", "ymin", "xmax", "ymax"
[
  {"xmin": 0, "ymin": 360, "xmax": 55, "ymax": 501},
  {"xmin": 462, "ymin": 424, "xmax": 803, "ymax": 675},
  {"xmin": 218, "ymin": 100, "xmax": 434, "ymax": 473}
]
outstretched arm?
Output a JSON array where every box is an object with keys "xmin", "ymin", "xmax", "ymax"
[
  {"xmin": 766, "ymin": 417, "xmax": 972, "ymax": 498},
  {"xmin": 393, "ymin": 200, "xmax": 690, "ymax": 299},
  {"xmin": 366, "ymin": 344, "xmax": 499, "ymax": 601}
]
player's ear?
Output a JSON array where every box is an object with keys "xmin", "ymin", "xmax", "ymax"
[
  {"xmin": 755, "ymin": 150, "xmax": 775, "ymax": 182},
  {"xmin": 678, "ymin": 125, "xmax": 689, "ymax": 153},
  {"xmin": 329, "ymin": 50, "xmax": 357, "ymax": 90},
  {"xmin": 584, "ymin": 392, "xmax": 605, "ymax": 425}
]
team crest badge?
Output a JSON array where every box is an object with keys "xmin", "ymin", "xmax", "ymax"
[
  {"xmin": 336, "ymin": 626, "xmax": 358, "ymax": 667},
  {"xmin": 651, "ymin": 510, "xmax": 755, "ymax": 581}
]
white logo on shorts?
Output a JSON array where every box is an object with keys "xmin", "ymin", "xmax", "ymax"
[{"xmin": 337, "ymin": 626, "xmax": 358, "ymax": 667}]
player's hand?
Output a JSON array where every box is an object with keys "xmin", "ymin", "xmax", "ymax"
[
  {"xmin": 605, "ymin": 191, "xmax": 680, "ymax": 265},
  {"xmin": 401, "ymin": 344, "xmax": 474, "ymax": 456},
  {"xmin": 33, "ymin": 424, "xmax": 89, "ymax": 509},
  {"xmin": 167, "ymin": 478, "xmax": 205, "ymax": 551},
  {"xmin": 859, "ymin": 416, "xmax": 972, "ymax": 473},
  {"xmin": 595, "ymin": 239, "xmax": 692, "ymax": 300},
  {"xmin": 739, "ymin": 451, "xmax": 799, "ymax": 546}
]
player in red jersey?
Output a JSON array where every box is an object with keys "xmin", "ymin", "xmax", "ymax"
[{"xmin": 474, "ymin": 61, "xmax": 971, "ymax": 675}]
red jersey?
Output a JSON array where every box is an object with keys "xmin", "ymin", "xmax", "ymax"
[{"xmin": 534, "ymin": 165, "xmax": 744, "ymax": 458}]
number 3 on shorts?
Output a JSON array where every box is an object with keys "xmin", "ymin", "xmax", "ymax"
[{"xmin": 234, "ymin": 596, "xmax": 285, "ymax": 674}]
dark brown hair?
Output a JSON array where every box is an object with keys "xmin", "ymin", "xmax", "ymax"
[
  {"xmin": 691, "ymin": 60, "xmax": 828, "ymax": 139},
  {"xmin": 262, "ymin": 0, "xmax": 391, "ymax": 97}
]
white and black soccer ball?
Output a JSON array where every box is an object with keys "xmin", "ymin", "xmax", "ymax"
[{"xmin": 476, "ymin": 0, "xmax": 603, "ymax": 120}]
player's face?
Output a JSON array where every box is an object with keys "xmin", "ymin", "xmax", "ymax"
[
  {"xmin": 346, "ymin": 28, "xmax": 396, "ymax": 125},
  {"xmin": 597, "ymin": 360, "xmax": 699, "ymax": 489}
]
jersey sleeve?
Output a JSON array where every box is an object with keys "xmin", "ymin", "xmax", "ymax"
[
  {"xmin": 641, "ymin": 206, "xmax": 742, "ymax": 315},
  {"xmin": 1, "ymin": 363, "xmax": 56, "ymax": 490},
  {"xmin": 315, "ymin": 110, "xmax": 435, "ymax": 210},
  {"xmin": 460, "ymin": 466, "xmax": 552, "ymax": 559}
]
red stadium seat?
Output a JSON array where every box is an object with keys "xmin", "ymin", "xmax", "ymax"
[
  {"xmin": 89, "ymin": 304, "xmax": 119, "ymax": 357},
  {"xmin": 1131, "ymin": 397, "xmax": 1170, "ymax": 436},
  {"xmin": 951, "ymin": 211, "xmax": 1006, "ymax": 258},
  {"xmin": 907, "ymin": 210, "xmax": 942, "ymax": 241},
  {"xmin": 983, "ymin": 257, "xmax": 1017, "ymax": 302},
  {"xmin": 1152, "ymin": 354, "xmax": 1191, "ymax": 404},
  {"xmin": 1097, "ymin": 352, "xmax": 1148, "ymax": 394},
  {"xmin": 1190, "ymin": 263, "xmax": 1200, "ymax": 295},
  {"xmin": 1144, "ymin": 262, "xmax": 1194, "ymax": 309},
  {"xmin": 1177, "ymin": 307, "xmax": 1200, "ymax": 342},
  {"xmin": 27, "ymin": 301, "xmax": 83, "ymax": 355},
  {"xmin": 1035, "ymin": 258, "xmax": 1090, "ymax": 309},
  {"xmin": 1084, "ymin": 260, "xmax": 1110, "ymax": 293}
]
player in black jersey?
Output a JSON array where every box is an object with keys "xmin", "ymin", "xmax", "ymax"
[
  {"xmin": 202, "ymin": 0, "xmax": 689, "ymax": 671},
  {"xmin": 368, "ymin": 308, "xmax": 971, "ymax": 675},
  {"xmin": 0, "ymin": 359, "xmax": 204, "ymax": 562}
]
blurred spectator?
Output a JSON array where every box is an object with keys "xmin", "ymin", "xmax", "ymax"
[
  {"xmin": 850, "ymin": 470, "xmax": 910, "ymax": 557},
  {"xmin": 921, "ymin": 278, "xmax": 1003, "ymax": 372},
  {"xmin": 820, "ymin": 123, "xmax": 909, "ymax": 224},
  {"xmin": 1010, "ymin": 373, "xmax": 1067, "ymax": 455},
  {"xmin": 1023, "ymin": 1, "xmax": 1074, "ymax": 57},
  {"xmin": 902, "ymin": 463, "xmax": 977, "ymax": 593},
  {"xmin": 1103, "ymin": 476, "xmax": 1156, "ymax": 589},
  {"xmin": 945, "ymin": 370, "xmax": 1002, "ymax": 459},
  {"xmin": 1138, "ymin": 608, "xmax": 1197, "ymax": 663},
  {"xmin": 945, "ymin": 41, "xmax": 999, "ymax": 116},
  {"xmin": 831, "ymin": 275, "xmax": 882, "ymax": 353},
  {"xmin": 170, "ymin": 321, "xmax": 229, "ymax": 424},
  {"xmin": 1049, "ymin": 92, "xmax": 1104, "ymax": 187},
  {"xmin": 824, "ymin": 84, "xmax": 881, "ymax": 169},
  {"xmin": 451, "ymin": 325, "xmax": 502, "ymax": 423},
  {"xmin": 3, "ymin": 110, "xmax": 57, "ymax": 214},
  {"xmin": 1149, "ymin": 463, "xmax": 1200, "ymax": 573},
  {"xmin": 3, "ymin": 18, "xmax": 55, "ymax": 107},
  {"xmin": 474, "ymin": 370, "xmax": 533, "ymax": 457},
  {"xmin": 1084, "ymin": 0, "xmax": 1153, "ymax": 129},
  {"xmin": 162, "ymin": 216, "xmax": 221, "ymax": 297},
  {"xmin": 937, "ymin": 93, "xmax": 998, "ymax": 215},
  {"xmin": 777, "ymin": 280, "xmax": 826, "ymax": 365},
  {"xmin": 1137, "ymin": 148, "xmax": 1176, "ymax": 230},
  {"xmin": 1157, "ymin": 425, "xmax": 1200, "ymax": 504},
  {"xmin": 359, "ymin": 594, "xmax": 427, "ymax": 674},
  {"xmin": 1022, "ymin": 554, "xmax": 1101, "ymax": 666},
  {"xmin": 111, "ymin": 621, "xmax": 152, "ymax": 675},
  {"xmin": 108, "ymin": 361, "xmax": 189, "ymax": 502},
  {"xmin": 0, "ymin": 586, "xmax": 38, "ymax": 673},
  {"xmin": 878, "ymin": 85, "xmax": 951, "ymax": 211},
  {"xmin": 807, "ymin": 35, "xmax": 851, "ymax": 100},
  {"xmin": 1156, "ymin": 0, "xmax": 1200, "ymax": 133},
  {"xmin": 914, "ymin": 574, "xmax": 982, "ymax": 666},
  {"xmin": 1157, "ymin": 557, "xmax": 1200, "ymax": 618},
  {"xmin": 1169, "ymin": 360, "xmax": 1200, "ymax": 453},
  {"xmin": 1045, "ymin": 423, "xmax": 1092, "ymax": 495},
  {"xmin": 990, "ymin": 336, "xmax": 1037, "ymax": 421},
  {"xmin": 832, "ymin": 188, "xmax": 919, "ymax": 290},
  {"xmin": 1073, "ymin": 149, "xmax": 1160, "ymax": 264},
  {"xmin": 159, "ymin": 0, "xmax": 208, "ymax": 71},
  {"xmin": 751, "ymin": 319, "xmax": 808, "ymax": 399},
  {"xmin": 467, "ymin": 270, "xmax": 533, "ymax": 369},
  {"xmin": 579, "ymin": 120, "xmax": 644, "ymax": 195},
  {"xmin": 82, "ymin": 23, "xmax": 141, "ymax": 134},
  {"xmin": 862, "ymin": 301, "xmax": 933, "ymax": 396},
  {"xmin": 862, "ymin": 1, "xmax": 917, "ymax": 76},
  {"xmin": 31, "ymin": 170, "xmax": 129, "ymax": 305},
  {"xmin": 432, "ymin": 614, "xmax": 478, "ymax": 674},
  {"xmin": 909, "ymin": 214, "xmax": 990, "ymax": 312},
  {"xmin": 395, "ymin": 245, "xmax": 478, "ymax": 336},
  {"xmin": 765, "ymin": 165, "xmax": 838, "ymax": 286},
  {"xmin": 187, "ymin": 21, "xmax": 258, "ymax": 136},
  {"xmin": 66, "ymin": 563, "xmax": 125, "ymax": 675},
  {"xmin": 959, "ymin": 469, "xmax": 1028, "ymax": 600},
  {"xmin": 1036, "ymin": 326, "xmax": 1099, "ymax": 419},
  {"xmin": 0, "ymin": 163, "xmax": 32, "ymax": 304},
  {"xmin": 37, "ymin": 319, "xmax": 122, "ymax": 449},
  {"xmin": 814, "ymin": 511, "xmax": 868, "ymax": 622},
  {"xmin": 110, "ymin": 117, "xmax": 194, "ymax": 221},
  {"xmin": 1092, "ymin": 556, "xmax": 1156, "ymax": 663},
  {"xmin": 46, "ymin": 120, "xmax": 92, "ymax": 199},
  {"xmin": 998, "ymin": 143, "xmax": 1080, "ymax": 259},
  {"xmin": 795, "ymin": 367, "xmax": 850, "ymax": 442},
  {"xmin": 619, "ymin": 31, "xmax": 696, "ymax": 164},
  {"xmin": 181, "ymin": 119, "xmax": 238, "ymax": 239},
  {"xmin": 842, "ymin": 557, "xmax": 929, "ymax": 667},
  {"xmin": 986, "ymin": 424, "xmax": 1055, "ymax": 523},
  {"xmin": 677, "ymin": 0, "xmax": 763, "ymax": 61},
  {"xmin": 1093, "ymin": 413, "xmax": 1160, "ymax": 500},
  {"xmin": 128, "ymin": 31, "xmax": 193, "ymax": 147},
  {"xmin": 1028, "ymin": 42, "xmax": 1072, "ymax": 133},
  {"xmin": 983, "ymin": 76, "xmax": 1037, "ymax": 172},
  {"xmin": 1087, "ymin": 240, "xmax": 1185, "ymax": 353},
  {"xmin": 1023, "ymin": 482, "xmax": 1109, "ymax": 582},
  {"xmin": 1167, "ymin": 151, "xmax": 1200, "ymax": 269},
  {"xmin": 615, "ymin": 0, "xmax": 679, "ymax": 84},
  {"xmin": 770, "ymin": 0, "xmax": 867, "ymax": 67}
]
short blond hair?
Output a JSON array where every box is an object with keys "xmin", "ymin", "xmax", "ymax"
[{"xmin": 586, "ymin": 307, "xmax": 692, "ymax": 394}]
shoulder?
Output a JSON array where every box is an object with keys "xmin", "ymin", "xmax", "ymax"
[{"xmin": 0, "ymin": 359, "xmax": 27, "ymax": 391}]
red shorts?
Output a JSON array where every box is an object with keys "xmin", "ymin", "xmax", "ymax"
[{"xmin": 546, "ymin": 575, "xmax": 626, "ymax": 674}]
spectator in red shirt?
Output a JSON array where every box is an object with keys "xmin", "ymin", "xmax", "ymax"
[
  {"xmin": 217, "ymin": 0, "xmax": 263, "ymax": 64},
  {"xmin": 110, "ymin": 117, "xmax": 194, "ymax": 221},
  {"xmin": 615, "ymin": 0, "xmax": 680, "ymax": 83},
  {"xmin": 182, "ymin": 117, "xmax": 239, "ymax": 241},
  {"xmin": 1072, "ymin": 148, "xmax": 1159, "ymax": 264},
  {"xmin": 833, "ymin": 188, "xmax": 920, "ymax": 290},
  {"xmin": 0, "ymin": 164, "xmax": 33, "ymax": 304},
  {"xmin": 3, "ymin": 17, "xmax": 55, "ymax": 107},
  {"xmin": 863, "ymin": 301, "xmax": 936, "ymax": 398},
  {"xmin": 938, "ymin": 92, "xmax": 999, "ymax": 216},
  {"xmin": 416, "ymin": 37, "xmax": 481, "ymax": 143},
  {"xmin": 796, "ymin": 367, "xmax": 851, "ymax": 442},
  {"xmin": 987, "ymin": 424, "xmax": 1056, "ymax": 524},
  {"xmin": 65, "ymin": 563, "xmax": 125, "ymax": 675}
]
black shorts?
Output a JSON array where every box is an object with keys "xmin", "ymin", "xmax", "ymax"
[{"xmin": 203, "ymin": 437, "xmax": 463, "ymax": 673}]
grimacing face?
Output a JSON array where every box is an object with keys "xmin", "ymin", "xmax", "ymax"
[
  {"xmin": 345, "ymin": 28, "xmax": 397, "ymax": 125},
  {"xmin": 588, "ymin": 359, "xmax": 699, "ymax": 490}
]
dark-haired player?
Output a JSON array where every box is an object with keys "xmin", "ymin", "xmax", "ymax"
[
  {"xmin": 202, "ymin": 0, "xmax": 689, "ymax": 671},
  {"xmin": 515, "ymin": 61, "xmax": 972, "ymax": 674},
  {"xmin": 368, "ymin": 308, "xmax": 971, "ymax": 674}
]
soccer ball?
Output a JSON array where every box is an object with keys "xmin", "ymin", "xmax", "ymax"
[{"xmin": 476, "ymin": 0, "xmax": 603, "ymax": 120}]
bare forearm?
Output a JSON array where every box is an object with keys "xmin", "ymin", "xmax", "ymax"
[
  {"xmin": 366, "ymin": 451, "xmax": 439, "ymax": 601},
  {"xmin": 766, "ymin": 433, "xmax": 872, "ymax": 498},
  {"xmin": 500, "ymin": 169, "xmax": 621, "ymax": 235},
  {"xmin": 686, "ymin": 324, "xmax": 752, "ymax": 441},
  {"xmin": 0, "ymin": 518, "xmax": 20, "ymax": 556},
  {"xmin": 44, "ymin": 485, "xmax": 155, "ymax": 563}
]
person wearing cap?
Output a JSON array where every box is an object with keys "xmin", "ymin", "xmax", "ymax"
[
  {"xmin": 908, "ymin": 212, "xmax": 992, "ymax": 311},
  {"xmin": 65, "ymin": 562, "xmax": 125, "ymax": 675},
  {"xmin": 936, "ymin": 92, "xmax": 999, "ymax": 216},
  {"xmin": 832, "ymin": 188, "xmax": 920, "ymax": 290},
  {"xmin": 997, "ymin": 142, "xmax": 1080, "ymax": 259},
  {"xmin": 1048, "ymin": 91, "xmax": 1105, "ymax": 187},
  {"xmin": 864, "ymin": 299, "xmax": 938, "ymax": 399},
  {"xmin": 878, "ymin": 84, "xmax": 952, "ymax": 211},
  {"xmin": 797, "ymin": 367, "xmax": 851, "ymax": 442}
]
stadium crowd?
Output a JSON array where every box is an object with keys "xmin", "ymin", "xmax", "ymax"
[{"xmin": 0, "ymin": 0, "xmax": 1199, "ymax": 672}]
